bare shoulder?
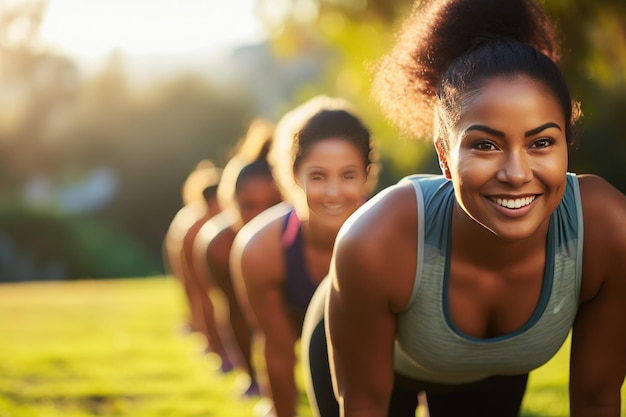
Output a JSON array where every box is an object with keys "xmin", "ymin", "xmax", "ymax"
[
  {"xmin": 578, "ymin": 174, "xmax": 626, "ymax": 300},
  {"xmin": 203, "ymin": 212, "xmax": 238, "ymax": 269},
  {"xmin": 337, "ymin": 181, "xmax": 418, "ymax": 258},
  {"xmin": 578, "ymin": 174, "xmax": 626, "ymax": 246},
  {"xmin": 195, "ymin": 210, "xmax": 236, "ymax": 250},
  {"xmin": 232, "ymin": 202, "xmax": 292, "ymax": 257},
  {"xmin": 232, "ymin": 203, "xmax": 292, "ymax": 286},
  {"xmin": 333, "ymin": 181, "xmax": 418, "ymax": 311},
  {"xmin": 191, "ymin": 211, "xmax": 235, "ymax": 274}
]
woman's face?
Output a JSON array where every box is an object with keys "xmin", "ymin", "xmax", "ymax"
[
  {"xmin": 235, "ymin": 177, "xmax": 282, "ymax": 224},
  {"xmin": 439, "ymin": 75, "xmax": 569, "ymax": 240},
  {"xmin": 295, "ymin": 138, "xmax": 369, "ymax": 230}
]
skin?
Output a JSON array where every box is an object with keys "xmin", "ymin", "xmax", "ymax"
[
  {"xmin": 204, "ymin": 176, "xmax": 282, "ymax": 389},
  {"xmin": 164, "ymin": 200, "xmax": 206, "ymax": 287},
  {"xmin": 164, "ymin": 197, "xmax": 215, "ymax": 334},
  {"xmin": 327, "ymin": 76, "xmax": 626, "ymax": 416},
  {"xmin": 231, "ymin": 138, "xmax": 370, "ymax": 417},
  {"xmin": 179, "ymin": 192, "xmax": 232, "ymax": 366}
]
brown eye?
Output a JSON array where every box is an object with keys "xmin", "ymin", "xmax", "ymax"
[
  {"xmin": 473, "ymin": 141, "xmax": 498, "ymax": 151},
  {"xmin": 530, "ymin": 138, "xmax": 554, "ymax": 149}
]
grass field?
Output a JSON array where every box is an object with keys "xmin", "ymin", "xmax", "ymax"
[{"xmin": 0, "ymin": 277, "xmax": 623, "ymax": 417}]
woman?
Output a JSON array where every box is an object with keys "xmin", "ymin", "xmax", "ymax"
[
  {"xmin": 178, "ymin": 166, "xmax": 235, "ymax": 372},
  {"xmin": 163, "ymin": 161, "xmax": 223, "ymax": 346},
  {"xmin": 192, "ymin": 119, "xmax": 284, "ymax": 396},
  {"xmin": 305, "ymin": 0, "xmax": 626, "ymax": 416},
  {"xmin": 230, "ymin": 96, "xmax": 378, "ymax": 417}
]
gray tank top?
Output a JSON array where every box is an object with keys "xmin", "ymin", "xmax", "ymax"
[{"xmin": 394, "ymin": 173, "xmax": 583, "ymax": 384}]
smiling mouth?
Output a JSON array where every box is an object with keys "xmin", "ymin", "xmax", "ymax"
[
  {"xmin": 489, "ymin": 195, "xmax": 536, "ymax": 209},
  {"xmin": 323, "ymin": 203, "xmax": 344, "ymax": 210}
]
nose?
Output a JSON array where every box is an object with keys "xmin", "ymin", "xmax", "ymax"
[
  {"xmin": 497, "ymin": 149, "xmax": 532, "ymax": 186},
  {"xmin": 325, "ymin": 178, "xmax": 340, "ymax": 197}
]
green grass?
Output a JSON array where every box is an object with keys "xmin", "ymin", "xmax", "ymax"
[
  {"xmin": 0, "ymin": 278, "xmax": 623, "ymax": 417},
  {"xmin": 0, "ymin": 277, "xmax": 274, "ymax": 417}
]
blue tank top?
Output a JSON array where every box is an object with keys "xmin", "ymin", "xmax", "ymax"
[
  {"xmin": 282, "ymin": 210, "xmax": 319, "ymax": 330},
  {"xmin": 393, "ymin": 173, "xmax": 584, "ymax": 384}
]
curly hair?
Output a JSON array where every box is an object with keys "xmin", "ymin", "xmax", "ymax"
[{"xmin": 372, "ymin": 0, "xmax": 580, "ymax": 150}]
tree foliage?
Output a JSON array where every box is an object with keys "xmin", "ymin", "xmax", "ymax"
[{"xmin": 0, "ymin": 1, "xmax": 260, "ymax": 279}]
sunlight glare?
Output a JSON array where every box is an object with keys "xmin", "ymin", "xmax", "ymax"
[{"xmin": 40, "ymin": 0, "xmax": 267, "ymax": 59}]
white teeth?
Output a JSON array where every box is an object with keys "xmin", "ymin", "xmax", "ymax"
[
  {"xmin": 324, "ymin": 204, "xmax": 343, "ymax": 210},
  {"xmin": 492, "ymin": 195, "xmax": 535, "ymax": 209}
]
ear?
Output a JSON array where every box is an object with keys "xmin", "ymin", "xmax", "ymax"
[{"xmin": 435, "ymin": 139, "xmax": 452, "ymax": 180}]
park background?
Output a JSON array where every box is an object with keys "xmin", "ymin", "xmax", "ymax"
[
  {"xmin": 0, "ymin": 0, "xmax": 625, "ymax": 416},
  {"xmin": 0, "ymin": 0, "xmax": 625, "ymax": 282}
]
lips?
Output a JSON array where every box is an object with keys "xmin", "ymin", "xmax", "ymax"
[
  {"xmin": 322, "ymin": 203, "xmax": 344, "ymax": 210},
  {"xmin": 489, "ymin": 195, "xmax": 536, "ymax": 209}
]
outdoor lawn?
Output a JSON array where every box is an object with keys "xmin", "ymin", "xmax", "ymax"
[{"xmin": 0, "ymin": 277, "xmax": 623, "ymax": 417}]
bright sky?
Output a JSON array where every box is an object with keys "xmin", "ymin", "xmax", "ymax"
[{"xmin": 39, "ymin": 0, "xmax": 268, "ymax": 59}]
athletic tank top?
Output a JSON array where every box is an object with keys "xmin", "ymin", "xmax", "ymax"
[
  {"xmin": 282, "ymin": 210, "xmax": 319, "ymax": 330},
  {"xmin": 394, "ymin": 173, "xmax": 584, "ymax": 384}
]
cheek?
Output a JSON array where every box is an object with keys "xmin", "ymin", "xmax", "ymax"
[
  {"xmin": 257, "ymin": 187, "xmax": 282, "ymax": 212},
  {"xmin": 344, "ymin": 181, "xmax": 368, "ymax": 200},
  {"xmin": 538, "ymin": 156, "xmax": 569, "ymax": 195},
  {"xmin": 547, "ymin": 147, "xmax": 569, "ymax": 173},
  {"xmin": 266, "ymin": 185, "xmax": 283, "ymax": 205},
  {"xmin": 451, "ymin": 152, "xmax": 492, "ymax": 185},
  {"xmin": 303, "ymin": 181, "xmax": 325, "ymax": 201},
  {"xmin": 237, "ymin": 185, "xmax": 281, "ymax": 219}
]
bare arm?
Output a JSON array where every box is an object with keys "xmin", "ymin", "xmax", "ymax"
[
  {"xmin": 231, "ymin": 206, "xmax": 299, "ymax": 417},
  {"xmin": 245, "ymin": 256, "xmax": 299, "ymax": 417},
  {"xmin": 570, "ymin": 175, "xmax": 626, "ymax": 417},
  {"xmin": 207, "ymin": 228, "xmax": 257, "ymax": 379},
  {"xmin": 231, "ymin": 203, "xmax": 292, "ymax": 328},
  {"xmin": 327, "ymin": 186, "xmax": 417, "ymax": 417}
]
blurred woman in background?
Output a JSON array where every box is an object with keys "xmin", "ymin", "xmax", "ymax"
[
  {"xmin": 192, "ymin": 119, "xmax": 285, "ymax": 396},
  {"xmin": 163, "ymin": 160, "xmax": 225, "ymax": 362},
  {"xmin": 230, "ymin": 96, "xmax": 378, "ymax": 417}
]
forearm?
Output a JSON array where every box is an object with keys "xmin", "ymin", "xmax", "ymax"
[
  {"xmin": 265, "ymin": 349, "xmax": 297, "ymax": 417},
  {"xmin": 571, "ymin": 404, "xmax": 621, "ymax": 417}
]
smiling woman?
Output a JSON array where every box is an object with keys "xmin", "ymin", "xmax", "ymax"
[{"xmin": 39, "ymin": 0, "xmax": 267, "ymax": 59}]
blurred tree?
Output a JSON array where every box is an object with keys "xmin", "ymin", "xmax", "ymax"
[
  {"xmin": 544, "ymin": 0, "xmax": 626, "ymax": 191},
  {"xmin": 55, "ymin": 56, "xmax": 259, "ymax": 263},
  {"xmin": 0, "ymin": 0, "xmax": 79, "ymax": 190},
  {"xmin": 0, "ymin": 2, "xmax": 263, "ymax": 278}
]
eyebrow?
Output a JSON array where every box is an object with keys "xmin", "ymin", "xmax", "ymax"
[
  {"xmin": 305, "ymin": 163, "xmax": 362, "ymax": 170},
  {"xmin": 465, "ymin": 122, "xmax": 562, "ymax": 138},
  {"xmin": 524, "ymin": 122, "xmax": 561, "ymax": 137}
]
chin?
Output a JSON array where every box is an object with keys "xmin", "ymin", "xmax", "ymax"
[{"xmin": 491, "ymin": 225, "xmax": 542, "ymax": 241}]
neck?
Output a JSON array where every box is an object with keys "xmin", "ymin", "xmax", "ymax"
[
  {"xmin": 302, "ymin": 217, "xmax": 340, "ymax": 252},
  {"xmin": 451, "ymin": 202, "xmax": 549, "ymax": 269}
]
